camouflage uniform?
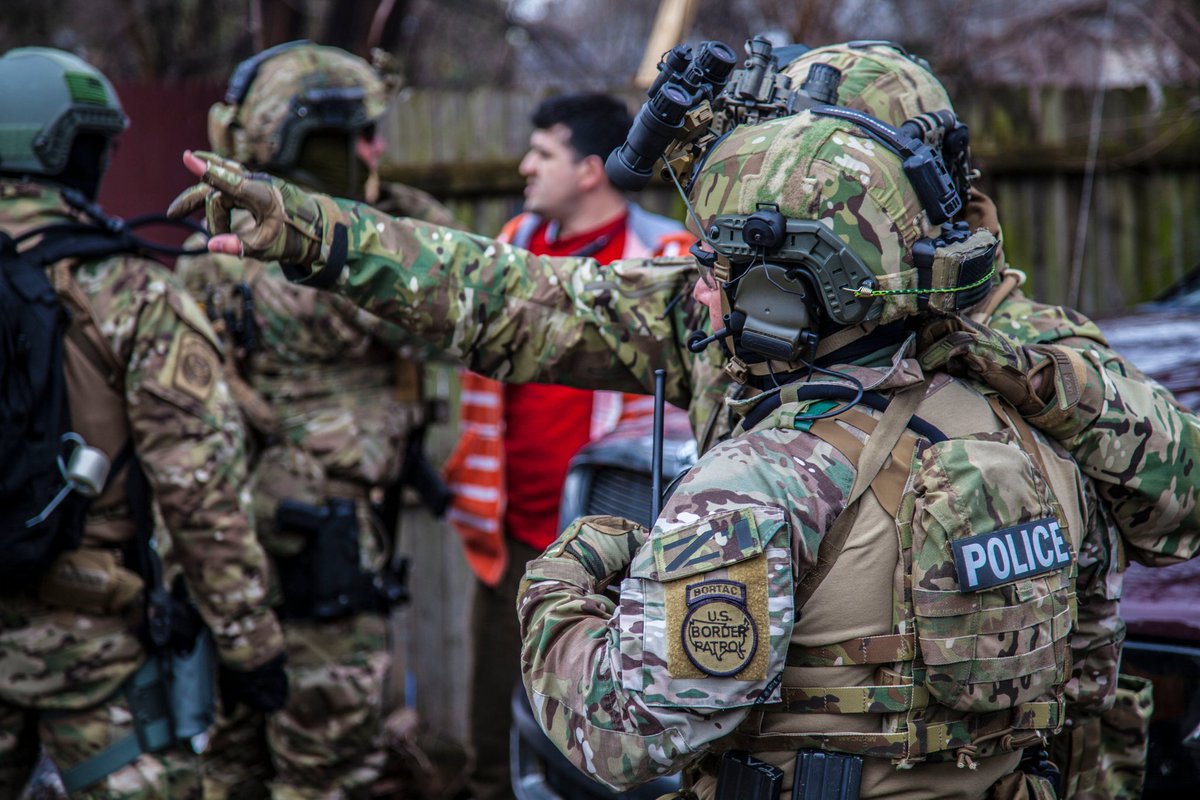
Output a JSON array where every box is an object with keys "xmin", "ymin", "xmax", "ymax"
[
  {"xmin": 170, "ymin": 44, "xmax": 1199, "ymax": 799},
  {"xmin": 511, "ymin": 112, "xmax": 1098, "ymax": 797},
  {"xmin": 176, "ymin": 43, "xmax": 458, "ymax": 800},
  {"xmin": 172, "ymin": 109, "xmax": 1102, "ymax": 795},
  {"xmin": 176, "ymin": 185, "xmax": 452, "ymax": 800},
  {"xmin": 785, "ymin": 42, "xmax": 1167, "ymax": 798},
  {"xmin": 0, "ymin": 181, "xmax": 284, "ymax": 800}
]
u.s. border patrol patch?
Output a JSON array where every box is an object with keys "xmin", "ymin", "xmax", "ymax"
[
  {"xmin": 660, "ymin": 511, "xmax": 771, "ymax": 681},
  {"xmin": 681, "ymin": 581, "xmax": 757, "ymax": 677}
]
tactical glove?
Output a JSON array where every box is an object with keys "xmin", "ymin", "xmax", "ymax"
[
  {"xmin": 541, "ymin": 515, "xmax": 649, "ymax": 585},
  {"xmin": 168, "ymin": 151, "xmax": 346, "ymax": 277},
  {"xmin": 218, "ymin": 653, "xmax": 289, "ymax": 715},
  {"xmin": 918, "ymin": 314, "xmax": 1094, "ymax": 435}
]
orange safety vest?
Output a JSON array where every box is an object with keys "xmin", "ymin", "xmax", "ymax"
[{"xmin": 443, "ymin": 208, "xmax": 691, "ymax": 586}]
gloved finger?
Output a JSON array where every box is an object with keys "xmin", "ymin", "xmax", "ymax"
[
  {"xmin": 182, "ymin": 149, "xmax": 210, "ymax": 179},
  {"xmin": 207, "ymin": 233, "xmax": 243, "ymax": 256},
  {"xmin": 199, "ymin": 158, "xmax": 253, "ymax": 198},
  {"xmin": 207, "ymin": 190, "xmax": 239, "ymax": 236},
  {"xmin": 166, "ymin": 183, "xmax": 210, "ymax": 219}
]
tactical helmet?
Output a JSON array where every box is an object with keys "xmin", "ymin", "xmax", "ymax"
[
  {"xmin": 781, "ymin": 42, "xmax": 952, "ymax": 123},
  {"xmin": 208, "ymin": 41, "xmax": 396, "ymax": 170},
  {"xmin": 687, "ymin": 110, "xmax": 997, "ymax": 370},
  {"xmin": 0, "ymin": 47, "xmax": 128, "ymax": 179}
]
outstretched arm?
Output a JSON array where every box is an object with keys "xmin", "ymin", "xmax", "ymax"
[{"xmin": 171, "ymin": 151, "xmax": 706, "ymax": 408}]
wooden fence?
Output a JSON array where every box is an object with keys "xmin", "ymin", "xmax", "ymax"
[{"xmin": 381, "ymin": 84, "xmax": 1200, "ymax": 744}]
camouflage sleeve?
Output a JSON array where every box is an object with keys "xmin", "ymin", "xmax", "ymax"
[
  {"xmin": 311, "ymin": 199, "xmax": 703, "ymax": 408},
  {"xmin": 123, "ymin": 264, "xmax": 283, "ymax": 670},
  {"xmin": 517, "ymin": 427, "xmax": 853, "ymax": 789},
  {"xmin": 1066, "ymin": 479, "xmax": 1125, "ymax": 715},
  {"xmin": 991, "ymin": 296, "xmax": 1200, "ymax": 565}
]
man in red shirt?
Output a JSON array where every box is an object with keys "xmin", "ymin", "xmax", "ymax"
[{"xmin": 442, "ymin": 93, "xmax": 690, "ymax": 800}]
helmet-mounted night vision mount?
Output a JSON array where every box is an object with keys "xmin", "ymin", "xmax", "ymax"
[
  {"xmin": 605, "ymin": 36, "xmax": 845, "ymax": 193},
  {"xmin": 712, "ymin": 36, "xmax": 842, "ymax": 136}
]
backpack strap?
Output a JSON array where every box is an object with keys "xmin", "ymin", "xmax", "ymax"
[{"xmin": 52, "ymin": 260, "xmax": 125, "ymax": 392}]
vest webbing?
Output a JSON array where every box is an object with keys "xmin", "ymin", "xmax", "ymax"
[{"xmin": 756, "ymin": 388, "xmax": 1069, "ymax": 763}]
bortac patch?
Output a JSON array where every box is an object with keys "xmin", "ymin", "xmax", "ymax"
[
  {"xmin": 951, "ymin": 516, "xmax": 1072, "ymax": 592},
  {"xmin": 680, "ymin": 580, "xmax": 758, "ymax": 677}
]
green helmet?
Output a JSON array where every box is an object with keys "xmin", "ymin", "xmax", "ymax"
[
  {"xmin": 209, "ymin": 41, "xmax": 394, "ymax": 171},
  {"xmin": 0, "ymin": 47, "xmax": 128, "ymax": 179},
  {"xmin": 782, "ymin": 42, "xmax": 953, "ymax": 124},
  {"xmin": 688, "ymin": 110, "xmax": 997, "ymax": 370}
]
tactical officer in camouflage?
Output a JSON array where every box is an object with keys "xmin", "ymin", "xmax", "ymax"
[
  {"xmin": 169, "ymin": 36, "xmax": 1200, "ymax": 799},
  {"xmin": 0, "ymin": 48, "xmax": 285, "ymax": 799},
  {"xmin": 173, "ymin": 42, "xmax": 457, "ymax": 800},
  {"xmin": 513, "ymin": 107, "xmax": 1092, "ymax": 799},
  {"xmin": 779, "ymin": 42, "xmax": 1152, "ymax": 800}
]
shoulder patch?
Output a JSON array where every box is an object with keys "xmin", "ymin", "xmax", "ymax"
[
  {"xmin": 173, "ymin": 330, "xmax": 218, "ymax": 402},
  {"xmin": 651, "ymin": 509, "xmax": 761, "ymax": 582},
  {"xmin": 680, "ymin": 580, "xmax": 758, "ymax": 676}
]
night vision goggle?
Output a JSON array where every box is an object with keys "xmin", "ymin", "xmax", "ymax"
[
  {"xmin": 607, "ymin": 36, "xmax": 979, "ymax": 217},
  {"xmin": 607, "ymin": 36, "xmax": 845, "ymax": 193}
]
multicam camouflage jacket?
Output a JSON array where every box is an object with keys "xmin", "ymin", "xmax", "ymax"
[
  {"xmin": 0, "ymin": 182, "xmax": 282, "ymax": 709},
  {"xmin": 279, "ymin": 196, "xmax": 1200, "ymax": 567},
  {"xmin": 175, "ymin": 182, "xmax": 456, "ymax": 562},
  {"xmin": 518, "ymin": 357, "xmax": 1091, "ymax": 795}
]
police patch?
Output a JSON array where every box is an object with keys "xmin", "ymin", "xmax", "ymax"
[
  {"xmin": 681, "ymin": 580, "xmax": 757, "ymax": 677},
  {"xmin": 951, "ymin": 516, "xmax": 1072, "ymax": 592}
]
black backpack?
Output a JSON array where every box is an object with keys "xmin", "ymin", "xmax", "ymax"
[{"xmin": 1, "ymin": 198, "xmax": 205, "ymax": 591}]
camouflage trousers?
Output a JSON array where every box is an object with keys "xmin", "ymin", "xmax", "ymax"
[
  {"xmin": 201, "ymin": 612, "xmax": 389, "ymax": 800},
  {"xmin": 0, "ymin": 693, "xmax": 202, "ymax": 800},
  {"xmin": 0, "ymin": 592, "xmax": 201, "ymax": 800}
]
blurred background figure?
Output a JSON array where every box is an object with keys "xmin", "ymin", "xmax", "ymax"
[
  {"xmin": 174, "ymin": 41, "xmax": 456, "ymax": 800},
  {"xmin": 0, "ymin": 46, "xmax": 285, "ymax": 799}
]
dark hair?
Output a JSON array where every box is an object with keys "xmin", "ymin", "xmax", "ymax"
[{"xmin": 530, "ymin": 93, "xmax": 632, "ymax": 162}]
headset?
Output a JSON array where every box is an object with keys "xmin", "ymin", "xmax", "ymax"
[{"xmin": 687, "ymin": 106, "xmax": 996, "ymax": 374}]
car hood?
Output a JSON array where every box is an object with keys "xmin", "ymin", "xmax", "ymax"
[
  {"xmin": 1121, "ymin": 559, "xmax": 1200, "ymax": 641},
  {"xmin": 1098, "ymin": 309, "xmax": 1200, "ymax": 410}
]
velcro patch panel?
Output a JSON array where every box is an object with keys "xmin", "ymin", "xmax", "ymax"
[{"xmin": 951, "ymin": 517, "xmax": 1071, "ymax": 592}]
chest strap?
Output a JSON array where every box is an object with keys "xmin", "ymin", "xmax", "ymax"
[
  {"xmin": 786, "ymin": 632, "xmax": 916, "ymax": 668},
  {"xmin": 792, "ymin": 383, "xmax": 925, "ymax": 611},
  {"xmin": 730, "ymin": 698, "xmax": 1061, "ymax": 761}
]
